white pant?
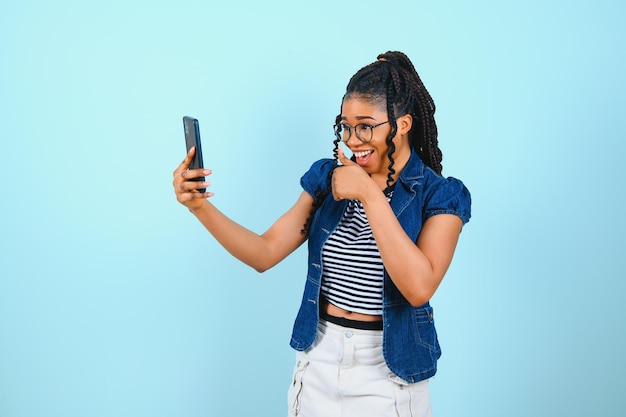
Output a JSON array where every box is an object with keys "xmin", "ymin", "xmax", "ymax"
[{"xmin": 287, "ymin": 319, "xmax": 432, "ymax": 417}]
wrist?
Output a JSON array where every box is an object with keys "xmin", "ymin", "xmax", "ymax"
[
  {"xmin": 360, "ymin": 182, "xmax": 386, "ymax": 205},
  {"xmin": 188, "ymin": 199, "xmax": 208, "ymax": 214}
]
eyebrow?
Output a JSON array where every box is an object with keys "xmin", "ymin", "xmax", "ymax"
[{"xmin": 340, "ymin": 115, "xmax": 378, "ymax": 122}]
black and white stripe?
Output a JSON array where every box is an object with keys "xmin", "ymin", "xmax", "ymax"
[{"xmin": 321, "ymin": 192, "xmax": 392, "ymax": 315}]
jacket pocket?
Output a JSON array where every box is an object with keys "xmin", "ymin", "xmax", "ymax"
[
  {"xmin": 413, "ymin": 306, "xmax": 440, "ymax": 354},
  {"xmin": 287, "ymin": 351, "xmax": 310, "ymax": 416}
]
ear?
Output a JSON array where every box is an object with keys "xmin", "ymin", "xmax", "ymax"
[{"xmin": 396, "ymin": 113, "xmax": 413, "ymax": 136}]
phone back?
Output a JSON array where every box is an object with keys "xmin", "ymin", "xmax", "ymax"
[
  {"xmin": 182, "ymin": 116, "xmax": 206, "ymax": 192},
  {"xmin": 183, "ymin": 116, "xmax": 204, "ymax": 170}
]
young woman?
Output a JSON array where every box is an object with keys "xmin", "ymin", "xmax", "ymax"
[{"xmin": 173, "ymin": 51, "xmax": 471, "ymax": 417}]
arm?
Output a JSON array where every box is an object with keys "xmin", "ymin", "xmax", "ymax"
[
  {"xmin": 174, "ymin": 147, "xmax": 312, "ymax": 272},
  {"xmin": 332, "ymin": 148, "xmax": 463, "ymax": 306},
  {"xmin": 188, "ymin": 193, "xmax": 312, "ymax": 272},
  {"xmin": 361, "ymin": 194, "xmax": 462, "ymax": 306}
]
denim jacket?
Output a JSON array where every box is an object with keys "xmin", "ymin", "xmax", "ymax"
[{"xmin": 289, "ymin": 150, "xmax": 471, "ymax": 383}]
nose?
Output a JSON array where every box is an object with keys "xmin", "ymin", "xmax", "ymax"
[{"xmin": 344, "ymin": 130, "xmax": 362, "ymax": 148}]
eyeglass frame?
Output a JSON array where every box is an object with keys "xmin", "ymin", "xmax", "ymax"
[{"xmin": 338, "ymin": 120, "xmax": 390, "ymax": 143}]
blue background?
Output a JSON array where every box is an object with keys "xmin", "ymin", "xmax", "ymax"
[{"xmin": 1, "ymin": 1, "xmax": 624, "ymax": 416}]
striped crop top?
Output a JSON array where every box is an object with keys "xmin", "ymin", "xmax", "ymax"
[{"xmin": 320, "ymin": 188, "xmax": 393, "ymax": 315}]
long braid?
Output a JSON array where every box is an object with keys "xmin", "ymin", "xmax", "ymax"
[
  {"xmin": 384, "ymin": 52, "xmax": 442, "ymax": 174},
  {"xmin": 381, "ymin": 62, "xmax": 398, "ymax": 188}
]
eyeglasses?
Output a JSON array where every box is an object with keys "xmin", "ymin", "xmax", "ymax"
[{"xmin": 339, "ymin": 121, "xmax": 389, "ymax": 143}]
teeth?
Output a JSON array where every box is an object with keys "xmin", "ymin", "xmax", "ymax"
[{"xmin": 354, "ymin": 150, "xmax": 373, "ymax": 158}]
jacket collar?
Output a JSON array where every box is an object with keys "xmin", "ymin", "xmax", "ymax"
[
  {"xmin": 387, "ymin": 150, "xmax": 426, "ymax": 220},
  {"xmin": 398, "ymin": 150, "xmax": 425, "ymax": 189}
]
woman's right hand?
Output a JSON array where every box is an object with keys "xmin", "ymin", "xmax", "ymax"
[{"xmin": 173, "ymin": 146, "xmax": 213, "ymax": 211}]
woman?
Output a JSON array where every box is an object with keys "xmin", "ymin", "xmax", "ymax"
[{"xmin": 173, "ymin": 51, "xmax": 471, "ymax": 417}]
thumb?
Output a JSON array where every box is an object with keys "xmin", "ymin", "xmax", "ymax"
[{"xmin": 337, "ymin": 145, "xmax": 356, "ymax": 166}]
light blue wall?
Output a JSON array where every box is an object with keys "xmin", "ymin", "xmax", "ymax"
[{"xmin": 1, "ymin": 1, "xmax": 624, "ymax": 416}]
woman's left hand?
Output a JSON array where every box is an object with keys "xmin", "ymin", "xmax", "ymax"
[{"xmin": 331, "ymin": 147, "xmax": 376, "ymax": 201}]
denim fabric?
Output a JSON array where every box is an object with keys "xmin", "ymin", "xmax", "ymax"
[{"xmin": 289, "ymin": 150, "xmax": 471, "ymax": 383}]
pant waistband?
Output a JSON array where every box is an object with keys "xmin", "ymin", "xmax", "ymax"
[{"xmin": 319, "ymin": 309, "xmax": 383, "ymax": 331}]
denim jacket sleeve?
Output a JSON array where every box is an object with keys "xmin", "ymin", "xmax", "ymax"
[
  {"xmin": 300, "ymin": 158, "xmax": 335, "ymax": 198},
  {"xmin": 422, "ymin": 170, "xmax": 472, "ymax": 225}
]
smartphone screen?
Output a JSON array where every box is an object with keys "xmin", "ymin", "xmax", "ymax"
[{"xmin": 183, "ymin": 116, "xmax": 206, "ymax": 192}]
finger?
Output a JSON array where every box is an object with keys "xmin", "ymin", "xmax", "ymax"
[
  {"xmin": 186, "ymin": 189, "xmax": 214, "ymax": 199},
  {"xmin": 177, "ymin": 190, "xmax": 214, "ymax": 204},
  {"xmin": 331, "ymin": 183, "xmax": 342, "ymax": 201},
  {"xmin": 330, "ymin": 170, "xmax": 342, "ymax": 201},
  {"xmin": 185, "ymin": 168, "xmax": 212, "ymax": 180},
  {"xmin": 173, "ymin": 146, "xmax": 197, "ymax": 177},
  {"xmin": 181, "ymin": 146, "xmax": 196, "ymax": 167},
  {"xmin": 337, "ymin": 145, "xmax": 356, "ymax": 166},
  {"xmin": 179, "ymin": 180, "xmax": 211, "ymax": 193}
]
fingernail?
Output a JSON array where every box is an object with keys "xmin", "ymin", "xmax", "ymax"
[{"xmin": 204, "ymin": 169, "xmax": 212, "ymax": 175}]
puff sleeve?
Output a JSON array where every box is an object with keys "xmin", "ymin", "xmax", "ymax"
[
  {"xmin": 300, "ymin": 158, "xmax": 335, "ymax": 198},
  {"xmin": 423, "ymin": 176, "xmax": 472, "ymax": 225}
]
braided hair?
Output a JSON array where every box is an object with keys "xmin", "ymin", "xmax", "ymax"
[{"xmin": 301, "ymin": 51, "xmax": 442, "ymax": 235}]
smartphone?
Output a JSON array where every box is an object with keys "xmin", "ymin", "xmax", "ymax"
[{"xmin": 182, "ymin": 116, "xmax": 206, "ymax": 193}]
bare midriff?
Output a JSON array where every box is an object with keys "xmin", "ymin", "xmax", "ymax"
[{"xmin": 320, "ymin": 298, "xmax": 382, "ymax": 322}]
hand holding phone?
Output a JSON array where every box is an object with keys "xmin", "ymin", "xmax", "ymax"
[{"xmin": 182, "ymin": 116, "xmax": 206, "ymax": 193}]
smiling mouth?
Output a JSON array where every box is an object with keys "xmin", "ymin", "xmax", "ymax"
[
  {"xmin": 353, "ymin": 150, "xmax": 374, "ymax": 158},
  {"xmin": 352, "ymin": 149, "xmax": 374, "ymax": 166}
]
